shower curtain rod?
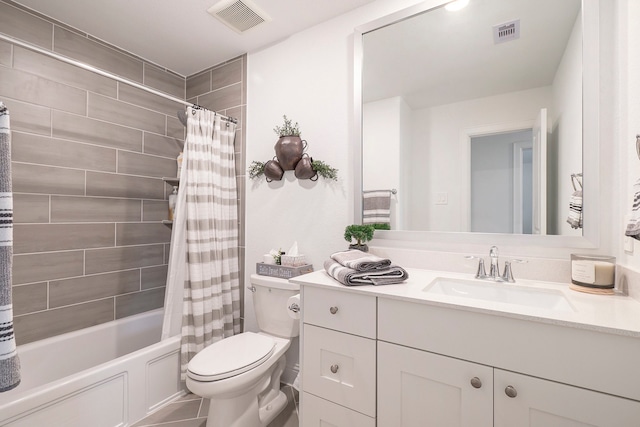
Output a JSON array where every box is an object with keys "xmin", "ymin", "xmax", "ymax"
[{"xmin": 0, "ymin": 33, "xmax": 237, "ymax": 123}]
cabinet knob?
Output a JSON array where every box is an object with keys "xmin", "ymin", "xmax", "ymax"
[
  {"xmin": 330, "ymin": 364, "xmax": 339, "ymax": 374},
  {"xmin": 329, "ymin": 306, "xmax": 339, "ymax": 315},
  {"xmin": 505, "ymin": 385, "xmax": 518, "ymax": 398},
  {"xmin": 470, "ymin": 377, "xmax": 482, "ymax": 389}
]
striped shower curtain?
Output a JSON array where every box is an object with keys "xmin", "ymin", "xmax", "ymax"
[
  {"xmin": 0, "ymin": 102, "xmax": 20, "ymax": 392},
  {"xmin": 179, "ymin": 107, "xmax": 241, "ymax": 378}
]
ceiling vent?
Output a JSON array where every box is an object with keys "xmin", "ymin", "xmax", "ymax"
[
  {"xmin": 207, "ymin": 0, "xmax": 271, "ymax": 34},
  {"xmin": 493, "ymin": 19, "xmax": 520, "ymax": 44}
]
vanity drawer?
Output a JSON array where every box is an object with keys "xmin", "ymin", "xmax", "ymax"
[
  {"xmin": 302, "ymin": 286, "xmax": 376, "ymax": 338},
  {"xmin": 302, "ymin": 324, "xmax": 376, "ymax": 416},
  {"xmin": 301, "ymin": 392, "xmax": 375, "ymax": 427}
]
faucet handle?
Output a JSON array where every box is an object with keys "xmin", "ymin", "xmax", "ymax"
[
  {"xmin": 476, "ymin": 258, "xmax": 487, "ymax": 279},
  {"xmin": 502, "ymin": 261, "xmax": 515, "ymax": 283},
  {"xmin": 501, "ymin": 259, "xmax": 527, "ymax": 283},
  {"xmin": 465, "ymin": 256, "xmax": 488, "ymax": 279}
]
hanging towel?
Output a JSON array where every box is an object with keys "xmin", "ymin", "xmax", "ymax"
[
  {"xmin": 323, "ymin": 259, "xmax": 408, "ymax": 286},
  {"xmin": 625, "ymin": 179, "xmax": 640, "ymax": 240},
  {"xmin": 330, "ymin": 249, "xmax": 391, "ymax": 271},
  {"xmin": 363, "ymin": 190, "xmax": 391, "ymax": 227},
  {"xmin": 0, "ymin": 102, "xmax": 20, "ymax": 392},
  {"xmin": 566, "ymin": 190, "xmax": 583, "ymax": 229}
]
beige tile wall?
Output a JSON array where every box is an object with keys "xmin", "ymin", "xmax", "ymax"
[
  {"xmin": 185, "ymin": 56, "xmax": 247, "ymax": 323},
  {"xmin": 0, "ymin": 0, "xmax": 246, "ymax": 344}
]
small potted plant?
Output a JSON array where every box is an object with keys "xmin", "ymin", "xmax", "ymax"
[
  {"xmin": 344, "ymin": 224, "xmax": 375, "ymax": 252},
  {"xmin": 273, "ymin": 115, "xmax": 306, "ymax": 170}
]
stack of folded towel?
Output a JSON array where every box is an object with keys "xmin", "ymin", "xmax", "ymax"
[{"xmin": 323, "ymin": 249, "xmax": 409, "ymax": 286}]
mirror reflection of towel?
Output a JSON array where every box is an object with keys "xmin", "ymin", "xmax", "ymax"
[
  {"xmin": 566, "ymin": 190, "xmax": 582, "ymax": 229},
  {"xmin": 363, "ymin": 190, "xmax": 391, "ymax": 226},
  {"xmin": 625, "ymin": 179, "xmax": 640, "ymax": 239}
]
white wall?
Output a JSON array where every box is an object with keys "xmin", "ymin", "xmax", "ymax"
[
  {"xmin": 363, "ymin": 96, "xmax": 411, "ymax": 229},
  {"xmin": 409, "ymin": 86, "xmax": 553, "ymax": 231},
  {"xmin": 549, "ymin": 12, "xmax": 583, "ymax": 236},
  {"xmin": 244, "ymin": 0, "xmax": 428, "ymax": 376}
]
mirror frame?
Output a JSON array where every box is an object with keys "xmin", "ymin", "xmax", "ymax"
[{"xmin": 353, "ymin": 0, "xmax": 601, "ymax": 255}]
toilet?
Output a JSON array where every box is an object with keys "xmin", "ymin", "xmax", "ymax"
[{"xmin": 186, "ymin": 274, "xmax": 300, "ymax": 427}]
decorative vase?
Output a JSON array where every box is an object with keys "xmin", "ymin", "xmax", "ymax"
[
  {"xmin": 274, "ymin": 136, "xmax": 307, "ymax": 170},
  {"xmin": 348, "ymin": 243, "xmax": 369, "ymax": 252},
  {"xmin": 263, "ymin": 158, "xmax": 284, "ymax": 181},
  {"xmin": 294, "ymin": 153, "xmax": 318, "ymax": 180}
]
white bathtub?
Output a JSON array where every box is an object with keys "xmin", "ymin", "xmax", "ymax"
[{"xmin": 0, "ymin": 309, "xmax": 182, "ymax": 427}]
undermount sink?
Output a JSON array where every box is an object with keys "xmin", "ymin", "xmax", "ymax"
[{"xmin": 423, "ymin": 277, "xmax": 575, "ymax": 312}]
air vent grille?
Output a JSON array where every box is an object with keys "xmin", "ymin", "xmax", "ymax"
[
  {"xmin": 208, "ymin": 0, "xmax": 271, "ymax": 34},
  {"xmin": 493, "ymin": 19, "xmax": 520, "ymax": 44}
]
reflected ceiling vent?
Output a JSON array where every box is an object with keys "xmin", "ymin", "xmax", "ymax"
[
  {"xmin": 207, "ymin": 0, "xmax": 271, "ymax": 34},
  {"xmin": 493, "ymin": 19, "xmax": 520, "ymax": 44}
]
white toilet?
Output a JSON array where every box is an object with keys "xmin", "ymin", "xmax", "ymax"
[{"xmin": 186, "ymin": 274, "xmax": 300, "ymax": 427}]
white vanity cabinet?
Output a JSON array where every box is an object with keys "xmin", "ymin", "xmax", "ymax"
[
  {"xmin": 378, "ymin": 297, "xmax": 640, "ymax": 427},
  {"xmin": 378, "ymin": 339, "xmax": 640, "ymax": 427},
  {"xmin": 296, "ymin": 273, "xmax": 640, "ymax": 427},
  {"xmin": 300, "ymin": 286, "xmax": 377, "ymax": 427},
  {"xmin": 494, "ymin": 369, "xmax": 640, "ymax": 427},
  {"xmin": 377, "ymin": 340, "xmax": 494, "ymax": 426}
]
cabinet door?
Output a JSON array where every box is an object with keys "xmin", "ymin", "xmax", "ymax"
[
  {"xmin": 495, "ymin": 369, "xmax": 640, "ymax": 427},
  {"xmin": 378, "ymin": 341, "xmax": 493, "ymax": 427},
  {"xmin": 301, "ymin": 392, "xmax": 375, "ymax": 427},
  {"xmin": 302, "ymin": 324, "xmax": 376, "ymax": 416}
]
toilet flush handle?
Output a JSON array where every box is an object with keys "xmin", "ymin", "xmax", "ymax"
[{"xmin": 247, "ymin": 286, "xmax": 256, "ymax": 292}]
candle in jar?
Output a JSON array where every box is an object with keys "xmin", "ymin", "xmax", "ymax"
[{"xmin": 572, "ymin": 260, "xmax": 615, "ymax": 286}]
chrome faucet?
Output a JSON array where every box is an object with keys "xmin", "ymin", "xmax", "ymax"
[
  {"xmin": 489, "ymin": 246, "xmax": 500, "ymax": 279},
  {"xmin": 466, "ymin": 246, "xmax": 526, "ymax": 283}
]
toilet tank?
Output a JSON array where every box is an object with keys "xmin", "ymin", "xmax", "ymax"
[{"xmin": 250, "ymin": 274, "xmax": 300, "ymax": 338}]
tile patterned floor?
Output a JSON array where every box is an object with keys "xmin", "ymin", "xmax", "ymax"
[{"xmin": 131, "ymin": 385, "xmax": 299, "ymax": 427}]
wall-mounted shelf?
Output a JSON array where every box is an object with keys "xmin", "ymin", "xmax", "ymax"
[
  {"xmin": 162, "ymin": 177, "xmax": 179, "ymax": 228},
  {"xmin": 162, "ymin": 177, "xmax": 180, "ymax": 186}
]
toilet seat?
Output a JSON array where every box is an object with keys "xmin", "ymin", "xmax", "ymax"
[{"xmin": 187, "ymin": 332, "xmax": 276, "ymax": 382}]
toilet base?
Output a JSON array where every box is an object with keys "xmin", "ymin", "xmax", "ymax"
[
  {"xmin": 203, "ymin": 356, "xmax": 288, "ymax": 427},
  {"xmin": 205, "ymin": 386, "xmax": 289, "ymax": 427},
  {"xmin": 258, "ymin": 389, "xmax": 288, "ymax": 425}
]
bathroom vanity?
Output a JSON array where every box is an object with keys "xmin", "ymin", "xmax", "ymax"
[{"xmin": 292, "ymin": 269, "xmax": 640, "ymax": 426}]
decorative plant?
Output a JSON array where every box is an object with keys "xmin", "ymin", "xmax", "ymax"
[
  {"xmin": 248, "ymin": 161, "xmax": 266, "ymax": 179},
  {"xmin": 273, "ymin": 115, "xmax": 301, "ymax": 137},
  {"xmin": 270, "ymin": 248, "xmax": 285, "ymax": 265},
  {"xmin": 312, "ymin": 160, "xmax": 338, "ymax": 181},
  {"xmin": 344, "ymin": 224, "xmax": 375, "ymax": 250}
]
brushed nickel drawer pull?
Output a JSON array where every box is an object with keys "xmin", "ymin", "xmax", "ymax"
[
  {"xmin": 329, "ymin": 306, "xmax": 339, "ymax": 314},
  {"xmin": 505, "ymin": 385, "xmax": 517, "ymax": 398},
  {"xmin": 330, "ymin": 364, "xmax": 339, "ymax": 374},
  {"xmin": 470, "ymin": 377, "xmax": 482, "ymax": 389}
]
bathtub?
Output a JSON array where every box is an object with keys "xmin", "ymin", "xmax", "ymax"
[{"xmin": 0, "ymin": 309, "xmax": 182, "ymax": 427}]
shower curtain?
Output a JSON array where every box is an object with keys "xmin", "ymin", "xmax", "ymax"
[
  {"xmin": 162, "ymin": 107, "xmax": 241, "ymax": 378},
  {"xmin": 0, "ymin": 102, "xmax": 20, "ymax": 392}
]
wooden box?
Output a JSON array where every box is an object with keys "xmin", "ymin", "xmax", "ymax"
[{"xmin": 256, "ymin": 262, "xmax": 314, "ymax": 279}]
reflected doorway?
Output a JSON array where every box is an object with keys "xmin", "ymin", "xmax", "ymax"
[{"xmin": 470, "ymin": 129, "xmax": 534, "ymax": 234}]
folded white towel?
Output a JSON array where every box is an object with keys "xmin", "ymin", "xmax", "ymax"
[
  {"xmin": 330, "ymin": 249, "xmax": 391, "ymax": 271},
  {"xmin": 323, "ymin": 259, "xmax": 408, "ymax": 286}
]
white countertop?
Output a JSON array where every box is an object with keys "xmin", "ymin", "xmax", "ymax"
[{"xmin": 291, "ymin": 268, "xmax": 640, "ymax": 338}]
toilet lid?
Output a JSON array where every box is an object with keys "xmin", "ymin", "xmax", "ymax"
[{"xmin": 187, "ymin": 332, "xmax": 276, "ymax": 381}]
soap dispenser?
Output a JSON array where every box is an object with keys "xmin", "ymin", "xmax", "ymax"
[{"xmin": 168, "ymin": 186, "xmax": 178, "ymax": 220}]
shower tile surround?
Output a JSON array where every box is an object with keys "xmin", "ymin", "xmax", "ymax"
[{"xmin": 0, "ymin": 0, "xmax": 247, "ymax": 344}]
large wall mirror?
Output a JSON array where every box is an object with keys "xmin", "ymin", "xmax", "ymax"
[{"xmin": 354, "ymin": 0, "xmax": 601, "ymax": 250}]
